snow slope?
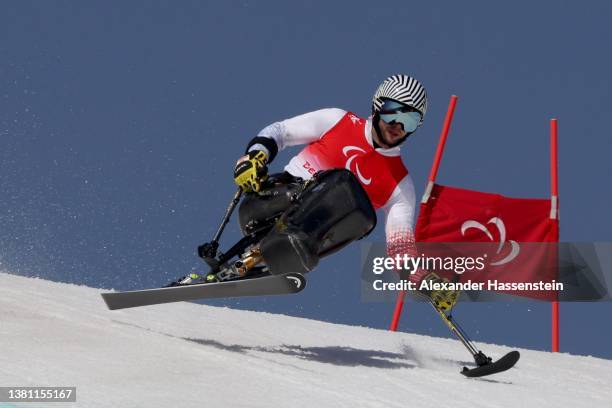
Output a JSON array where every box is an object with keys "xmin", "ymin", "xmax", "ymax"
[{"xmin": 1, "ymin": 272, "xmax": 611, "ymax": 408}]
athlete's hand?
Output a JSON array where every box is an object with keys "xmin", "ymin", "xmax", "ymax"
[{"xmin": 233, "ymin": 150, "xmax": 268, "ymax": 193}]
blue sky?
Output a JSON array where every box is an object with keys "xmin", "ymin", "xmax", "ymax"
[{"xmin": 1, "ymin": 1, "xmax": 611, "ymax": 358}]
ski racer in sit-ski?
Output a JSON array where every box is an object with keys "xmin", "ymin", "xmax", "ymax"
[
  {"xmin": 180, "ymin": 74, "xmax": 459, "ymax": 312},
  {"xmin": 102, "ymin": 74, "xmax": 520, "ymax": 377}
]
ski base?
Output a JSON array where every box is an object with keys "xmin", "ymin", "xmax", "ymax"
[
  {"xmin": 101, "ymin": 272, "xmax": 306, "ymax": 310},
  {"xmin": 461, "ymin": 350, "xmax": 520, "ymax": 378}
]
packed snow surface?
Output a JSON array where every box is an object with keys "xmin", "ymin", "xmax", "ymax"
[{"xmin": 1, "ymin": 272, "xmax": 611, "ymax": 408}]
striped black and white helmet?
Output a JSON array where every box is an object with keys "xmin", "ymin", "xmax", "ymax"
[{"xmin": 372, "ymin": 74, "xmax": 428, "ymax": 125}]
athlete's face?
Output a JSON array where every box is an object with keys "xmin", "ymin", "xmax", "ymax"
[{"xmin": 376, "ymin": 118, "xmax": 407, "ymax": 148}]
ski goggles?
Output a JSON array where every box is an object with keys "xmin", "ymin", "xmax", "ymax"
[{"xmin": 379, "ymin": 99, "xmax": 422, "ymax": 133}]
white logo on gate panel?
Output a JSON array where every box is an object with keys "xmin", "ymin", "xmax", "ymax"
[
  {"xmin": 342, "ymin": 146, "xmax": 372, "ymax": 185},
  {"xmin": 461, "ymin": 217, "xmax": 520, "ymax": 265}
]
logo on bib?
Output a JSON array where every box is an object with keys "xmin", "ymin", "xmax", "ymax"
[{"xmin": 342, "ymin": 146, "xmax": 372, "ymax": 185}]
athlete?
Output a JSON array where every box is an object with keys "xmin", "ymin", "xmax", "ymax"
[{"xmin": 229, "ymin": 74, "xmax": 457, "ymax": 310}]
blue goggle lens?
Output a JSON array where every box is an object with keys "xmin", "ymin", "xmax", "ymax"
[{"xmin": 379, "ymin": 100, "xmax": 422, "ymax": 133}]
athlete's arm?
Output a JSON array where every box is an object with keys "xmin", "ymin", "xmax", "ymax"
[
  {"xmin": 245, "ymin": 108, "xmax": 346, "ymax": 162},
  {"xmin": 382, "ymin": 175, "xmax": 421, "ymax": 279}
]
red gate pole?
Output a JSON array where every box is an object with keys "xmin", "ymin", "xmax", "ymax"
[
  {"xmin": 389, "ymin": 95, "xmax": 459, "ymax": 331},
  {"xmin": 550, "ymin": 118, "xmax": 560, "ymax": 352}
]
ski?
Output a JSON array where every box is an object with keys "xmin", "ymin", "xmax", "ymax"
[
  {"xmin": 461, "ymin": 350, "xmax": 520, "ymax": 378},
  {"xmin": 101, "ymin": 272, "xmax": 306, "ymax": 310}
]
